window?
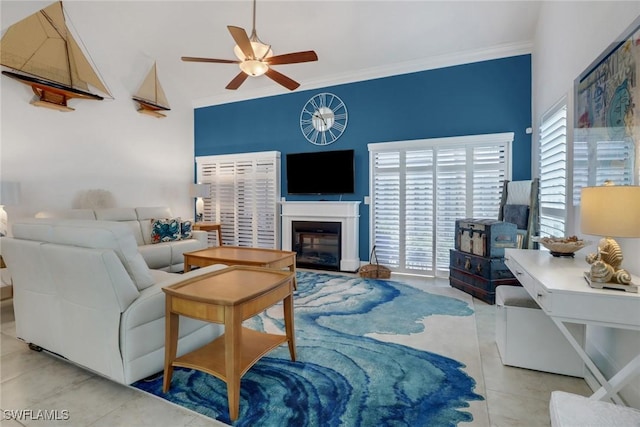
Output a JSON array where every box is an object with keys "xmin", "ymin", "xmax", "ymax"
[
  {"xmin": 196, "ymin": 151, "xmax": 280, "ymax": 248},
  {"xmin": 538, "ymin": 99, "xmax": 567, "ymax": 238},
  {"xmin": 369, "ymin": 133, "xmax": 512, "ymax": 277}
]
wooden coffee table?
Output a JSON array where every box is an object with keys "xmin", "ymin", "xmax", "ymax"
[
  {"xmin": 183, "ymin": 246, "xmax": 297, "ymax": 289},
  {"xmin": 162, "ymin": 266, "xmax": 296, "ymax": 421}
]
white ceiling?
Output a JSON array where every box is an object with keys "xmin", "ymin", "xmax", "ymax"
[{"xmin": 1, "ymin": 1, "xmax": 541, "ymax": 107}]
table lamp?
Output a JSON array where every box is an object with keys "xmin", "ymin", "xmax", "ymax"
[
  {"xmin": 190, "ymin": 183, "xmax": 210, "ymax": 222},
  {"xmin": 580, "ymin": 183, "xmax": 640, "ymax": 291}
]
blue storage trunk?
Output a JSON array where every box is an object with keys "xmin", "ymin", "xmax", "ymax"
[
  {"xmin": 449, "ymin": 249, "xmax": 520, "ymax": 304},
  {"xmin": 454, "ymin": 218, "xmax": 518, "ymax": 258}
]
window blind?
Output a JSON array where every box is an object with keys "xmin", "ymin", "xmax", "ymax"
[
  {"xmin": 539, "ymin": 101, "xmax": 567, "ymax": 238},
  {"xmin": 196, "ymin": 151, "xmax": 280, "ymax": 248},
  {"xmin": 369, "ymin": 133, "xmax": 513, "ymax": 277}
]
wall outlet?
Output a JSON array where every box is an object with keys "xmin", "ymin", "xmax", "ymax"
[{"xmin": 364, "ymin": 196, "xmax": 370, "ymax": 205}]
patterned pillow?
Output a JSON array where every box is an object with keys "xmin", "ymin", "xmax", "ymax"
[
  {"xmin": 180, "ymin": 220, "xmax": 193, "ymax": 240},
  {"xmin": 150, "ymin": 218, "xmax": 181, "ymax": 243}
]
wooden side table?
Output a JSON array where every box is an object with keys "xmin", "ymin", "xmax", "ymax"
[
  {"xmin": 192, "ymin": 222, "xmax": 223, "ymax": 246},
  {"xmin": 183, "ymin": 246, "xmax": 297, "ymax": 290},
  {"xmin": 162, "ymin": 266, "xmax": 296, "ymax": 421}
]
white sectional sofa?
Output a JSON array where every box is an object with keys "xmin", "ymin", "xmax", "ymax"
[
  {"xmin": 35, "ymin": 207, "xmax": 207, "ymax": 272},
  {"xmin": 2, "ymin": 218, "xmax": 227, "ymax": 384}
]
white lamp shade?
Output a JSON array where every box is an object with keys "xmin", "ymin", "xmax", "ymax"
[
  {"xmin": 580, "ymin": 185, "xmax": 640, "ymax": 238},
  {"xmin": 190, "ymin": 183, "xmax": 210, "ymax": 198}
]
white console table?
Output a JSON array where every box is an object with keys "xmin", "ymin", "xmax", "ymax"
[{"xmin": 504, "ymin": 249, "xmax": 640, "ymax": 405}]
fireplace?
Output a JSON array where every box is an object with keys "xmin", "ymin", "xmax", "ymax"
[
  {"xmin": 292, "ymin": 221, "xmax": 341, "ymax": 271},
  {"xmin": 281, "ymin": 201, "xmax": 360, "ymax": 272}
]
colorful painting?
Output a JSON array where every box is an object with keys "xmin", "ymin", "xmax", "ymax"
[{"xmin": 574, "ymin": 18, "xmax": 640, "ymax": 187}]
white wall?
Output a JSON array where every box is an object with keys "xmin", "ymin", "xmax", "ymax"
[
  {"xmin": 532, "ymin": 1, "xmax": 640, "ymax": 407},
  {"xmin": 0, "ymin": 10, "xmax": 197, "ymax": 227}
]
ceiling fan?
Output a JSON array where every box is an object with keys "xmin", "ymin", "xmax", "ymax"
[{"xmin": 182, "ymin": 0, "xmax": 318, "ymax": 91}]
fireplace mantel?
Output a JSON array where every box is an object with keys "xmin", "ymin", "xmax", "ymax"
[{"xmin": 281, "ymin": 201, "xmax": 360, "ymax": 272}]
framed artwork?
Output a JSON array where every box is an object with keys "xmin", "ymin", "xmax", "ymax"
[{"xmin": 573, "ymin": 16, "xmax": 640, "ymax": 199}]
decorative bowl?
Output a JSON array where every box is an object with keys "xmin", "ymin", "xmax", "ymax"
[{"xmin": 534, "ymin": 236, "xmax": 589, "ymax": 257}]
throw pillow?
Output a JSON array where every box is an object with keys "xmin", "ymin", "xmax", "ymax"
[
  {"xmin": 151, "ymin": 218, "xmax": 181, "ymax": 243},
  {"xmin": 180, "ymin": 220, "xmax": 193, "ymax": 240}
]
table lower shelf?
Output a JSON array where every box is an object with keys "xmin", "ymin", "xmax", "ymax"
[{"xmin": 171, "ymin": 327, "xmax": 289, "ymax": 381}]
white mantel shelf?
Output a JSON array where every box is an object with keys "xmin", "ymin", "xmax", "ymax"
[{"xmin": 281, "ymin": 201, "xmax": 360, "ymax": 272}]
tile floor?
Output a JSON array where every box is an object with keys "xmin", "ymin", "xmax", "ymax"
[{"xmin": 0, "ymin": 274, "xmax": 591, "ymax": 427}]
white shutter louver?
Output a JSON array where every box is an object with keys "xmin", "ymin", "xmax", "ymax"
[
  {"xmin": 370, "ymin": 133, "xmax": 512, "ymax": 277},
  {"xmin": 196, "ymin": 151, "xmax": 280, "ymax": 248},
  {"xmin": 539, "ymin": 102, "xmax": 568, "ymax": 237},
  {"xmin": 435, "ymin": 147, "xmax": 466, "ymax": 273},
  {"xmin": 372, "ymin": 151, "xmax": 401, "ymax": 268}
]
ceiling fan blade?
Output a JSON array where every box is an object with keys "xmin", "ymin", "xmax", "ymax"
[
  {"xmin": 227, "ymin": 25, "xmax": 254, "ymax": 59},
  {"xmin": 266, "ymin": 51, "xmax": 318, "ymax": 66},
  {"xmin": 265, "ymin": 68, "xmax": 300, "ymax": 91},
  {"xmin": 226, "ymin": 72, "xmax": 249, "ymax": 90},
  {"xmin": 181, "ymin": 56, "xmax": 240, "ymax": 64}
]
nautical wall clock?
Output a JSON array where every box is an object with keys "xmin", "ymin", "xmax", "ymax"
[{"xmin": 300, "ymin": 92, "xmax": 348, "ymax": 145}]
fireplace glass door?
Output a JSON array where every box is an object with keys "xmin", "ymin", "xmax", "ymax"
[{"xmin": 292, "ymin": 221, "xmax": 341, "ymax": 271}]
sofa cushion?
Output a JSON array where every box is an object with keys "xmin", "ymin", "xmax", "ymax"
[
  {"xmin": 150, "ymin": 218, "xmax": 181, "ymax": 243},
  {"xmin": 95, "ymin": 208, "xmax": 138, "ymax": 221},
  {"xmin": 12, "ymin": 219, "xmax": 155, "ymax": 291},
  {"xmin": 169, "ymin": 238, "xmax": 205, "ymax": 265},
  {"xmin": 35, "ymin": 209, "xmax": 96, "ymax": 220},
  {"xmin": 136, "ymin": 207, "xmax": 173, "ymax": 244},
  {"xmin": 138, "ymin": 243, "xmax": 172, "ymax": 270},
  {"xmin": 95, "ymin": 208, "xmax": 145, "ymax": 246}
]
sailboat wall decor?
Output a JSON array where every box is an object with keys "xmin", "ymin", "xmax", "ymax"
[
  {"xmin": 0, "ymin": 1, "xmax": 112, "ymax": 112},
  {"xmin": 132, "ymin": 62, "xmax": 170, "ymax": 118}
]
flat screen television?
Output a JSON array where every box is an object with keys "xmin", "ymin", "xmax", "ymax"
[{"xmin": 286, "ymin": 149, "xmax": 355, "ymax": 195}]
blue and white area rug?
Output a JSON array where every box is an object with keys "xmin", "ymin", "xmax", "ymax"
[{"xmin": 133, "ymin": 271, "xmax": 488, "ymax": 426}]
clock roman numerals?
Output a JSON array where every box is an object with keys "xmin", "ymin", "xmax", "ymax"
[
  {"xmin": 300, "ymin": 92, "xmax": 348, "ymax": 146},
  {"xmin": 331, "ymin": 121, "xmax": 345, "ymax": 132}
]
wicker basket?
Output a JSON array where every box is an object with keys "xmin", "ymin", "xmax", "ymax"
[{"xmin": 359, "ymin": 246, "xmax": 391, "ymax": 279}]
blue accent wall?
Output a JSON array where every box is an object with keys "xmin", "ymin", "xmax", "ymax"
[{"xmin": 195, "ymin": 54, "xmax": 532, "ymax": 262}]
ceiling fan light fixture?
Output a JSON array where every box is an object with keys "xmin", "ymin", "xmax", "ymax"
[
  {"xmin": 182, "ymin": 0, "xmax": 317, "ymax": 91},
  {"xmin": 233, "ymin": 41, "xmax": 273, "ymax": 61},
  {"xmin": 239, "ymin": 59, "xmax": 268, "ymax": 76}
]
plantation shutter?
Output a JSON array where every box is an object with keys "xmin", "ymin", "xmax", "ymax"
[
  {"xmin": 196, "ymin": 151, "xmax": 280, "ymax": 248},
  {"xmin": 406, "ymin": 150, "xmax": 434, "ymax": 272},
  {"xmin": 369, "ymin": 133, "xmax": 512, "ymax": 277},
  {"xmin": 539, "ymin": 101, "xmax": 567, "ymax": 237},
  {"xmin": 371, "ymin": 151, "xmax": 402, "ymax": 268},
  {"xmin": 435, "ymin": 146, "xmax": 466, "ymax": 273}
]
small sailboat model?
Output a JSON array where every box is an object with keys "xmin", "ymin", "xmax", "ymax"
[
  {"xmin": 0, "ymin": 1, "xmax": 112, "ymax": 112},
  {"xmin": 132, "ymin": 63, "xmax": 170, "ymax": 118}
]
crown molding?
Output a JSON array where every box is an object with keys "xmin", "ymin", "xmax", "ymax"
[{"xmin": 193, "ymin": 40, "xmax": 533, "ymax": 109}]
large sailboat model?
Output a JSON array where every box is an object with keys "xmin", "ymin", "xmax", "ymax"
[
  {"xmin": 0, "ymin": 1, "xmax": 112, "ymax": 112},
  {"xmin": 132, "ymin": 62, "xmax": 170, "ymax": 118}
]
